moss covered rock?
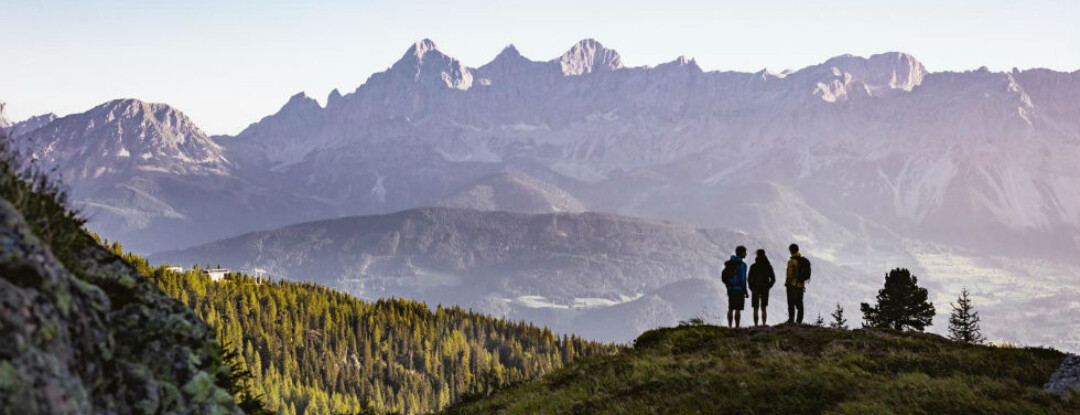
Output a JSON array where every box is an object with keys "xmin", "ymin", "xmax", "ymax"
[{"xmin": 0, "ymin": 198, "xmax": 242, "ymax": 414}]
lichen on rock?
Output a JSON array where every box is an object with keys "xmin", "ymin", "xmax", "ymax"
[
  {"xmin": 0, "ymin": 196, "xmax": 243, "ymax": 413},
  {"xmin": 1046, "ymin": 354, "xmax": 1080, "ymax": 397}
]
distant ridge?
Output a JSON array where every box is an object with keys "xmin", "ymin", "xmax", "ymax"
[{"xmin": 151, "ymin": 206, "xmax": 756, "ymax": 342}]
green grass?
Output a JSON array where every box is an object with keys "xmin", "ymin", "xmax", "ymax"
[{"xmin": 442, "ymin": 325, "xmax": 1077, "ymax": 415}]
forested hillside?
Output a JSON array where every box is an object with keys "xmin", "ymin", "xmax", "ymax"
[{"xmin": 112, "ymin": 247, "xmax": 617, "ymax": 415}]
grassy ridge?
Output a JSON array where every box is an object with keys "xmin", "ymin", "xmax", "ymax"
[{"xmin": 444, "ymin": 324, "xmax": 1077, "ymax": 414}]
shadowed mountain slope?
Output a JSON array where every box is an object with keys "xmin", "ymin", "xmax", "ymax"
[
  {"xmin": 437, "ymin": 171, "xmax": 586, "ymax": 213},
  {"xmin": 152, "ymin": 207, "xmax": 756, "ymax": 342}
]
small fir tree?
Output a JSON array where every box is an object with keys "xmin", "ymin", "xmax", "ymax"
[
  {"xmin": 948, "ymin": 287, "xmax": 985, "ymax": 344},
  {"xmin": 829, "ymin": 303, "xmax": 847, "ymax": 329},
  {"xmin": 813, "ymin": 314, "xmax": 825, "ymax": 327},
  {"xmin": 860, "ymin": 268, "xmax": 935, "ymax": 331}
]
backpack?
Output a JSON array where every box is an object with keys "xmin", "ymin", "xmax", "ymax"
[
  {"xmin": 722, "ymin": 259, "xmax": 741, "ymax": 287},
  {"xmin": 796, "ymin": 256, "xmax": 812, "ymax": 283}
]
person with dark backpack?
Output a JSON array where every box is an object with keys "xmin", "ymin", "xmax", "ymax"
[
  {"xmin": 785, "ymin": 243, "xmax": 811, "ymax": 324},
  {"xmin": 748, "ymin": 249, "xmax": 776, "ymax": 326},
  {"xmin": 723, "ymin": 246, "xmax": 749, "ymax": 328}
]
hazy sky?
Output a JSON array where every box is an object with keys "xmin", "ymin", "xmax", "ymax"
[{"xmin": 2, "ymin": 0, "xmax": 1077, "ymax": 135}]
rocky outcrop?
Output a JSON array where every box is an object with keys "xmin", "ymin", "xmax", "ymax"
[
  {"xmin": 1045, "ymin": 354, "xmax": 1080, "ymax": 396},
  {"xmin": 0, "ymin": 101, "xmax": 10, "ymax": 131},
  {"xmin": 0, "ymin": 197, "xmax": 241, "ymax": 414}
]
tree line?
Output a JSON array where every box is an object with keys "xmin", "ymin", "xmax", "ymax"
[{"xmin": 814, "ymin": 267, "xmax": 984, "ymax": 344}]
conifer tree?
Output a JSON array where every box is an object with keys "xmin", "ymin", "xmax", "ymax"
[
  {"xmin": 860, "ymin": 268, "xmax": 935, "ymax": 331},
  {"xmin": 948, "ymin": 287, "xmax": 985, "ymax": 344},
  {"xmin": 813, "ymin": 314, "xmax": 825, "ymax": 327},
  {"xmin": 829, "ymin": 303, "xmax": 847, "ymax": 329}
]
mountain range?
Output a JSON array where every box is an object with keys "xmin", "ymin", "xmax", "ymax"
[{"xmin": 4, "ymin": 39, "xmax": 1078, "ymax": 348}]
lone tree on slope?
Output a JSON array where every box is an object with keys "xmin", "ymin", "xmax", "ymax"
[
  {"xmin": 860, "ymin": 268, "xmax": 935, "ymax": 331},
  {"xmin": 948, "ymin": 287, "xmax": 985, "ymax": 344},
  {"xmin": 829, "ymin": 303, "xmax": 847, "ymax": 329}
]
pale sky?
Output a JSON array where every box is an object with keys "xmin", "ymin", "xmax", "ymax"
[{"xmin": 2, "ymin": 0, "xmax": 1077, "ymax": 135}]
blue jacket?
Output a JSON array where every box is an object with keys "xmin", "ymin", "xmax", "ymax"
[{"xmin": 727, "ymin": 255, "xmax": 748, "ymax": 292}]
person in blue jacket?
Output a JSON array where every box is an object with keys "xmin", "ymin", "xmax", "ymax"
[{"xmin": 724, "ymin": 245, "xmax": 749, "ymax": 328}]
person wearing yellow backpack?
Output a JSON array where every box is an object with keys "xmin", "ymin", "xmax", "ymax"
[{"xmin": 785, "ymin": 243, "xmax": 812, "ymax": 324}]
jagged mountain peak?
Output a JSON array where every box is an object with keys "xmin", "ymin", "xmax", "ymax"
[
  {"xmin": 80, "ymin": 98, "xmax": 206, "ymax": 135},
  {"xmin": 498, "ymin": 44, "xmax": 523, "ymax": 59},
  {"xmin": 484, "ymin": 44, "xmax": 530, "ymax": 67},
  {"xmin": 97, "ymin": 97, "xmax": 160, "ymax": 113},
  {"xmin": 232, "ymin": 91, "xmax": 328, "ymax": 164},
  {"xmin": 388, "ymin": 39, "xmax": 474, "ymax": 90},
  {"xmin": 477, "ymin": 44, "xmax": 542, "ymax": 78},
  {"xmin": 20, "ymin": 98, "xmax": 225, "ymax": 180},
  {"xmin": 394, "ymin": 38, "xmax": 457, "ymax": 69},
  {"xmin": 656, "ymin": 55, "xmax": 702, "ymax": 73},
  {"xmin": 6, "ymin": 113, "xmax": 58, "ymax": 138},
  {"xmin": 814, "ymin": 51, "xmax": 926, "ymax": 93},
  {"xmin": 83, "ymin": 98, "xmax": 218, "ymax": 132},
  {"xmin": 327, "ymin": 88, "xmax": 344, "ymax": 108},
  {"xmin": 556, "ymin": 38, "xmax": 623, "ymax": 75},
  {"xmin": 282, "ymin": 91, "xmax": 322, "ymax": 112},
  {"xmin": 407, "ymin": 38, "xmax": 439, "ymax": 58},
  {"xmin": 821, "ymin": 51, "xmax": 924, "ymax": 71}
]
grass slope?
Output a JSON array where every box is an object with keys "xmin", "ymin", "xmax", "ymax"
[{"xmin": 443, "ymin": 325, "xmax": 1077, "ymax": 414}]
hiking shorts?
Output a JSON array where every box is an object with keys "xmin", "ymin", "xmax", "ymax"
[
  {"xmin": 751, "ymin": 291, "xmax": 769, "ymax": 308},
  {"xmin": 727, "ymin": 289, "xmax": 746, "ymax": 311}
]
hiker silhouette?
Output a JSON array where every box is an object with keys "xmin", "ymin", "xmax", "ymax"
[
  {"xmin": 748, "ymin": 249, "xmax": 776, "ymax": 326},
  {"xmin": 785, "ymin": 243, "xmax": 811, "ymax": 324},
  {"xmin": 723, "ymin": 246, "xmax": 749, "ymax": 328}
]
